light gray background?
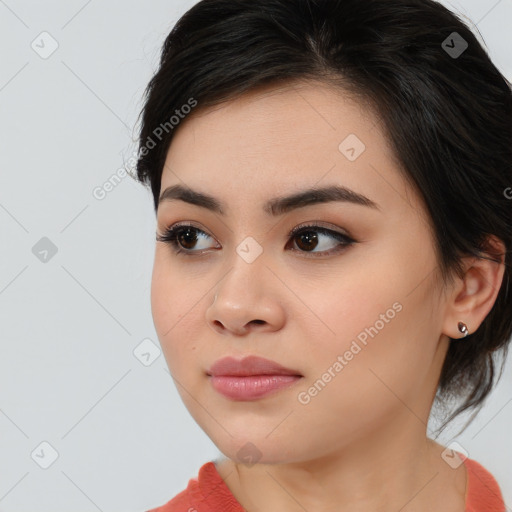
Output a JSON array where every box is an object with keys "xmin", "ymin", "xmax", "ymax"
[{"xmin": 0, "ymin": 1, "xmax": 511, "ymax": 511}]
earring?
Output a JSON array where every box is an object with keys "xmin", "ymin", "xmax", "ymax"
[{"xmin": 457, "ymin": 321, "xmax": 469, "ymax": 338}]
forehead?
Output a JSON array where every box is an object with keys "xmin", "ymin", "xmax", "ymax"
[
  {"xmin": 169, "ymin": 80, "xmax": 376, "ymax": 152},
  {"xmin": 160, "ymin": 80, "xmax": 422, "ymax": 221}
]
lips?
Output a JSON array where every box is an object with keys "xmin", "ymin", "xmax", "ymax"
[
  {"xmin": 207, "ymin": 355, "xmax": 302, "ymax": 377},
  {"xmin": 207, "ymin": 355, "xmax": 303, "ymax": 401}
]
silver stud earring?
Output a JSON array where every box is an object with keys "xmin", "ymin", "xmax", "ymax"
[{"xmin": 458, "ymin": 321, "xmax": 469, "ymax": 337}]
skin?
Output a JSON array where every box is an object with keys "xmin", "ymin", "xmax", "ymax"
[{"xmin": 150, "ymin": 80, "xmax": 505, "ymax": 512}]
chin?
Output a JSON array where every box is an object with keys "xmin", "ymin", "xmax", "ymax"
[{"xmin": 207, "ymin": 431, "xmax": 306, "ymax": 466}]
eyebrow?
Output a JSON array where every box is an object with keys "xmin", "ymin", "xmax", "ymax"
[{"xmin": 158, "ymin": 184, "xmax": 380, "ymax": 216}]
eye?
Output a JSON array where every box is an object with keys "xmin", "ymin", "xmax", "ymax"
[
  {"xmin": 156, "ymin": 222, "xmax": 218, "ymax": 255},
  {"xmin": 156, "ymin": 222, "xmax": 356, "ymax": 257},
  {"xmin": 287, "ymin": 223, "xmax": 355, "ymax": 257}
]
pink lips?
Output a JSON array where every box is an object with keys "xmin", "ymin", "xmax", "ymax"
[{"xmin": 207, "ymin": 356, "xmax": 303, "ymax": 400}]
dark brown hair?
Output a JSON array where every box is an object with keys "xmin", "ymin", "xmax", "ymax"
[{"xmin": 133, "ymin": 0, "xmax": 512, "ymax": 436}]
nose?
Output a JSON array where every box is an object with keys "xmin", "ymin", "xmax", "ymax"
[{"xmin": 205, "ymin": 253, "xmax": 286, "ymax": 336}]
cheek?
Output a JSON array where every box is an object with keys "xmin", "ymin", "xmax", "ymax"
[
  {"xmin": 151, "ymin": 252, "xmax": 191, "ymax": 328},
  {"xmin": 303, "ymin": 247, "xmax": 435, "ymax": 378},
  {"xmin": 150, "ymin": 256, "xmax": 206, "ymax": 365},
  {"xmin": 294, "ymin": 303, "xmax": 425, "ymax": 444},
  {"xmin": 302, "ymin": 259, "xmax": 400, "ymax": 344},
  {"xmin": 151, "ymin": 256, "xmax": 188, "ymax": 349},
  {"xmin": 150, "ymin": 258, "xmax": 172, "ymax": 337}
]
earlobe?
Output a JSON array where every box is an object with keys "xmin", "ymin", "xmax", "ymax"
[{"xmin": 442, "ymin": 235, "xmax": 506, "ymax": 340}]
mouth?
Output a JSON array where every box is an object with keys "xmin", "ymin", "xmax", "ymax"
[
  {"xmin": 207, "ymin": 355, "xmax": 302, "ymax": 377},
  {"xmin": 206, "ymin": 355, "xmax": 303, "ymax": 401}
]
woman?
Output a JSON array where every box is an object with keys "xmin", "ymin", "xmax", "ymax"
[{"xmin": 134, "ymin": 0, "xmax": 511, "ymax": 510}]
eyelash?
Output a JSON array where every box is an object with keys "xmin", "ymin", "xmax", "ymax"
[{"xmin": 156, "ymin": 222, "xmax": 356, "ymax": 258}]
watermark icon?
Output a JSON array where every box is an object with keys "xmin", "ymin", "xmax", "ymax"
[
  {"xmin": 297, "ymin": 301, "xmax": 403, "ymax": 405},
  {"xmin": 32, "ymin": 237, "xmax": 58, "ymax": 263},
  {"xmin": 442, "ymin": 32, "xmax": 468, "ymax": 59},
  {"xmin": 31, "ymin": 31, "xmax": 59, "ymax": 59},
  {"xmin": 441, "ymin": 441, "xmax": 468, "ymax": 469},
  {"xmin": 133, "ymin": 338, "xmax": 161, "ymax": 367},
  {"xmin": 31, "ymin": 441, "xmax": 59, "ymax": 469},
  {"xmin": 504, "ymin": 187, "xmax": 512, "ymax": 200},
  {"xmin": 236, "ymin": 442, "xmax": 262, "ymax": 467},
  {"xmin": 236, "ymin": 236, "xmax": 263, "ymax": 264},
  {"xmin": 339, "ymin": 133, "xmax": 366, "ymax": 161}
]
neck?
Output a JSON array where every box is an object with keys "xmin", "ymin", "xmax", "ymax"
[{"xmin": 216, "ymin": 424, "xmax": 466, "ymax": 512}]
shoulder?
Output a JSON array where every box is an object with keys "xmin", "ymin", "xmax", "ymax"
[
  {"xmin": 462, "ymin": 455, "xmax": 506, "ymax": 512},
  {"xmin": 144, "ymin": 462, "xmax": 208, "ymax": 512},
  {"xmin": 144, "ymin": 461, "xmax": 243, "ymax": 512},
  {"xmin": 146, "ymin": 487, "xmax": 198, "ymax": 512}
]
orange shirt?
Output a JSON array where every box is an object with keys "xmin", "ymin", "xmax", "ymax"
[{"xmin": 147, "ymin": 455, "xmax": 506, "ymax": 512}]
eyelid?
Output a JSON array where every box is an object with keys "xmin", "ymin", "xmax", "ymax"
[
  {"xmin": 288, "ymin": 220, "xmax": 353, "ymax": 239},
  {"xmin": 157, "ymin": 220, "xmax": 218, "ymax": 241}
]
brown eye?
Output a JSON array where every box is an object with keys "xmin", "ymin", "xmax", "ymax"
[
  {"xmin": 294, "ymin": 230, "xmax": 319, "ymax": 251},
  {"xmin": 156, "ymin": 225, "xmax": 217, "ymax": 254},
  {"xmin": 288, "ymin": 225, "xmax": 355, "ymax": 257},
  {"xmin": 156, "ymin": 223, "xmax": 356, "ymax": 257},
  {"xmin": 176, "ymin": 227, "xmax": 200, "ymax": 250}
]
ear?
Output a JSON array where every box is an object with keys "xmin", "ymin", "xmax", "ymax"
[{"xmin": 442, "ymin": 235, "xmax": 506, "ymax": 339}]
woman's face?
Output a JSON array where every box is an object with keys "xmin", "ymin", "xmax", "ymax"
[{"xmin": 151, "ymin": 81, "xmax": 452, "ymax": 464}]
